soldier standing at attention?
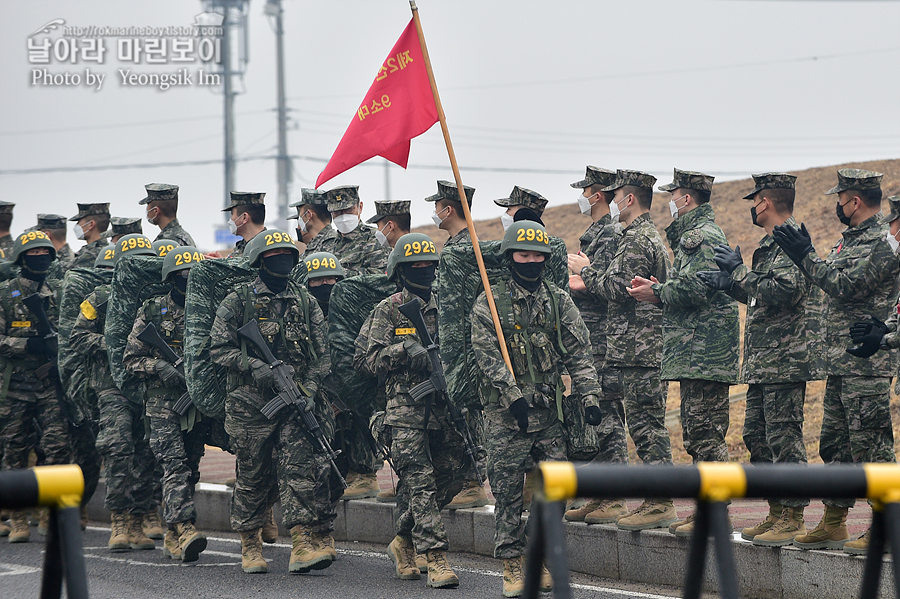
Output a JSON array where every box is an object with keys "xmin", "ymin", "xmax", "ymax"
[
  {"xmin": 773, "ymin": 169, "xmax": 899, "ymax": 555},
  {"xmin": 572, "ymin": 169, "xmax": 675, "ymax": 531},
  {"xmin": 223, "ymin": 191, "xmax": 267, "ymax": 258},
  {"xmin": 628, "ymin": 168, "xmax": 740, "ymax": 537},
  {"xmin": 471, "ymin": 221, "xmax": 601, "ymax": 598},
  {"xmin": 209, "ymin": 230, "xmax": 333, "ymax": 574},
  {"xmin": 0, "ymin": 231, "xmax": 72, "ymax": 543},
  {"xmin": 106, "ymin": 217, "xmax": 142, "ymax": 244},
  {"xmin": 291, "ymin": 188, "xmax": 337, "ymax": 257},
  {"xmin": 140, "ymin": 183, "xmax": 196, "ymax": 247},
  {"xmin": 36, "ymin": 214, "xmax": 75, "ymax": 271},
  {"xmin": 495, "ymin": 187, "xmax": 548, "ymax": 232},
  {"xmin": 0, "ymin": 202, "xmax": 14, "ymax": 258},
  {"xmin": 362, "ymin": 233, "xmax": 466, "ymax": 588},
  {"xmin": 69, "ymin": 202, "xmax": 111, "ymax": 269},
  {"xmin": 564, "ymin": 166, "xmax": 629, "ymax": 523},
  {"xmin": 699, "ymin": 173, "xmax": 813, "ymax": 546},
  {"xmin": 369, "ymin": 200, "xmax": 411, "ymax": 249}
]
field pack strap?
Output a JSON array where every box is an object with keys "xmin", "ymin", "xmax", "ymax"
[{"xmin": 0, "ymin": 359, "xmax": 12, "ymax": 401}]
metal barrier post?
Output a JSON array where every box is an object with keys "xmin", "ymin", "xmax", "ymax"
[
  {"xmin": 682, "ymin": 500, "xmax": 711, "ymax": 599},
  {"xmin": 523, "ymin": 501, "xmax": 572, "ymax": 599},
  {"xmin": 41, "ymin": 507, "xmax": 64, "ymax": 599},
  {"xmin": 858, "ymin": 506, "xmax": 886, "ymax": 599},
  {"xmin": 522, "ymin": 501, "xmax": 546, "ymax": 599},
  {"xmin": 709, "ymin": 501, "xmax": 739, "ymax": 599}
]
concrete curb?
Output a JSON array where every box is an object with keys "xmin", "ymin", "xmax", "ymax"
[{"xmin": 86, "ymin": 482, "xmax": 896, "ymax": 599}]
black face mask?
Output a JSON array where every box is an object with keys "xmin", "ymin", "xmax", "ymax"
[
  {"xmin": 259, "ymin": 254, "xmax": 296, "ymax": 294},
  {"xmin": 309, "ymin": 283, "xmax": 334, "ymax": 308},
  {"xmin": 21, "ymin": 254, "xmax": 54, "ymax": 282},
  {"xmin": 399, "ymin": 263, "xmax": 436, "ymax": 303},
  {"xmin": 510, "ymin": 260, "xmax": 544, "ymax": 292},
  {"xmin": 750, "ymin": 206, "xmax": 761, "ymax": 228},
  {"xmin": 836, "ymin": 200, "xmax": 854, "ymax": 226},
  {"xmin": 171, "ymin": 273, "xmax": 188, "ymax": 307}
]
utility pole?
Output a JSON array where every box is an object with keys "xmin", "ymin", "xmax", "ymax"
[
  {"xmin": 383, "ymin": 159, "xmax": 391, "ymax": 199},
  {"xmin": 266, "ymin": 0, "xmax": 291, "ymax": 225}
]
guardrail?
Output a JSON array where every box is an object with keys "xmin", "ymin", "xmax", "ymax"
[
  {"xmin": 0, "ymin": 465, "xmax": 88, "ymax": 599},
  {"xmin": 524, "ymin": 462, "xmax": 900, "ymax": 599}
]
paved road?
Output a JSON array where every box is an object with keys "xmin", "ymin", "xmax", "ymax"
[{"xmin": 0, "ymin": 525, "xmax": 692, "ymax": 599}]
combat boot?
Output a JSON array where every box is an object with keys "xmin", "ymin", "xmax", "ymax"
[
  {"xmin": 108, "ymin": 512, "xmax": 130, "ymax": 552},
  {"xmin": 175, "ymin": 521, "xmax": 207, "ymax": 563},
  {"xmin": 585, "ymin": 499, "xmax": 628, "ymax": 524},
  {"xmin": 163, "ymin": 528, "xmax": 182, "ymax": 560},
  {"xmin": 564, "ymin": 499, "xmax": 599, "ymax": 522},
  {"xmin": 447, "ymin": 480, "xmax": 490, "ymax": 509},
  {"xmin": 289, "ymin": 524, "xmax": 332, "ymax": 573},
  {"xmin": 668, "ymin": 512, "xmax": 693, "ymax": 535},
  {"xmin": 617, "ymin": 499, "xmax": 678, "ymax": 531},
  {"xmin": 415, "ymin": 551, "xmax": 428, "ymax": 573},
  {"xmin": 312, "ymin": 530, "xmax": 337, "ymax": 560},
  {"xmin": 341, "ymin": 472, "xmax": 379, "ymax": 500},
  {"xmin": 740, "ymin": 502, "xmax": 782, "ymax": 541},
  {"xmin": 674, "ymin": 510, "xmax": 733, "ymax": 538},
  {"xmin": 426, "ymin": 549, "xmax": 459, "ymax": 589},
  {"xmin": 502, "ymin": 556, "xmax": 525, "ymax": 597},
  {"xmin": 142, "ymin": 509, "xmax": 165, "ymax": 540},
  {"xmin": 127, "ymin": 514, "xmax": 156, "ymax": 550},
  {"xmin": 36, "ymin": 508, "xmax": 49, "ymax": 536},
  {"xmin": 240, "ymin": 530, "xmax": 268, "ymax": 573},
  {"xmin": 0, "ymin": 518, "xmax": 10, "ymax": 538},
  {"xmin": 376, "ymin": 487, "xmax": 397, "ymax": 503},
  {"xmin": 753, "ymin": 507, "xmax": 806, "ymax": 547},
  {"xmin": 844, "ymin": 528, "xmax": 882, "ymax": 556},
  {"xmin": 540, "ymin": 564, "xmax": 553, "ymax": 593},
  {"xmin": 261, "ymin": 505, "xmax": 278, "ymax": 543},
  {"xmin": 8, "ymin": 511, "xmax": 30, "ymax": 544},
  {"xmin": 793, "ymin": 505, "xmax": 849, "ymax": 550},
  {"xmin": 387, "ymin": 534, "xmax": 421, "ymax": 580}
]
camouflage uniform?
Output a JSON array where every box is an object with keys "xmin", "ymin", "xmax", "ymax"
[
  {"xmin": 229, "ymin": 229, "xmax": 266, "ymax": 259},
  {"xmin": 362, "ymin": 288, "xmax": 466, "ymax": 553},
  {"xmin": 0, "ymin": 235, "xmax": 13, "ymax": 259},
  {"xmin": 302, "ymin": 226, "xmax": 339, "ymax": 258},
  {"xmin": 55, "ymin": 244, "xmax": 75, "ymax": 271},
  {"xmin": 471, "ymin": 278, "xmax": 600, "ymax": 558},
  {"xmin": 331, "ymin": 224, "xmax": 389, "ymax": 278},
  {"xmin": 728, "ymin": 212, "xmax": 812, "ymax": 508},
  {"xmin": 124, "ymin": 293, "xmax": 209, "ymax": 525},
  {"xmin": 71, "ymin": 239, "xmax": 109, "ymax": 270},
  {"xmin": 70, "ymin": 285, "xmax": 158, "ymax": 515},
  {"xmin": 155, "ymin": 220, "xmax": 195, "ymax": 247},
  {"xmin": 583, "ymin": 212, "xmax": 671, "ymax": 465},
  {"xmin": 655, "ymin": 202, "xmax": 739, "ymax": 463},
  {"xmin": 209, "ymin": 277, "xmax": 334, "ymax": 533}
]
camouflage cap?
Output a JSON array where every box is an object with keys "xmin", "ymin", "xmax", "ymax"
[
  {"xmin": 326, "ymin": 185, "xmax": 360, "ymax": 212},
  {"xmin": 107, "ymin": 216, "xmax": 142, "ymax": 238},
  {"xmin": 602, "ymin": 169, "xmax": 658, "ymax": 193},
  {"xmin": 69, "ymin": 202, "xmax": 111, "ymax": 222},
  {"xmin": 742, "ymin": 173, "xmax": 797, "ymax": 200},
  {"xmin": 139, "ymin": 183, "xmax": 179, "ymax": 205},
  {"xmin": 367, "ymin": 200, "xmax": 411, "ymax": 224},
  {"xmin": 424, "ymin": 180, "xmax": 475, "ymax": 206},
  {"xmin": 221, "ymin": 191, "xmax": 266, "ymax": 212},
  {"xmin": 824, "ymin": 168, "xmax": 883, "ymax": 195},
  {"xmin": 36, "ymin": 213, "xmax": 67, "ymax": 229},
  {"xmin": 0, "ymin": 201, "xmax": 14, "ymax": 215},
  {"xmin": 570, "ymin": 166, "xmax": 616, "ymax": 189},
  {"xmin": 288, "ymin": 188, "xmax": 327, "ymax": 210},
  {"xmin": 657, "ymin": 168, "xmax": 713, "ymax": 193},
  {"xmin": 883, "ymin": 196, "xmax": 900, "ymax": 224},
  {"xmin": 494, "ymin": 186, "xmax": 549, "ymax": 212}
]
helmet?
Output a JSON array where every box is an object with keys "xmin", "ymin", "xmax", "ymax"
[
  {"xmin": 113, "ymin": 233, "xmax": 155, "ymax": 266},
  {"xmin": 94, "ymin": 245, "xmax": 117, "ymax": 269},
  {"xmin": 303, "ymin": 252, "xmax": 345, "ymax": 280},
  {"xmin": 499, "ymin": 220, "xmax": 551, "ymax": 255},
  {"xmin": 161, "ymin": 245, "xmax": 204, "ymax": 280},
  {"xmin": 11, "ymin": 230, "xmax": 56, "ymax": 265},
  {"xmin": 386, "ymin": 233, "xmax": 439, "ymax": 280},
  {"xmin": 245, "ymin": 229, "xmax": 299, "ymax": 268},
  {"xmin": 152, "ymin": 239, "xmax": 177, "ymax": 257}
]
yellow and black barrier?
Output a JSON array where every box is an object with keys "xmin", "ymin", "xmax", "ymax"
[
  {"xmin": 0, "ymin": 465, "xmax": 88, "ymax": 599},
  {"xmin": 523, "ymin": 462, "xmax": 900, "ymax": 599}
]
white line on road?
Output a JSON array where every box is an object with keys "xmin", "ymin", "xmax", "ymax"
[{"xmin": 0, "ymin": 562, "xmax": 41, "ymax": 576}]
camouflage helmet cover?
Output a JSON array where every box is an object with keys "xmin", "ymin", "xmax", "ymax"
[
  {"xmin": 500, "ymin": 220, "xmax": 551, "ymax": 255},
  {"xmin": 11, "ymin": 230, "xmax": 56, "ymax": 264},
  {"xmin": 245, "ymin": 229, "xmax": 299, "ymax": 268},
  {"xmin": 386, "ymin": 233, "xmax": 439, "ymax": 280},
  {"xmin": 303, "ymin": 251, "xmax": 345, "ymax": 280},
  {"xmin": 161, "ymin": 245, "xmax": 204, "ymax": 280}
]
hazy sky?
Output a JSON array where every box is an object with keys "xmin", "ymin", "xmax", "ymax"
[{"xmin": 2, "ymin": 0, "xmax": 899, "ymax": 251}]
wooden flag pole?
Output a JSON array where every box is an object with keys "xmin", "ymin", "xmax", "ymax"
[{"xmin": 409, "ymin": 1, "xmax": 515, "ymax": 377}]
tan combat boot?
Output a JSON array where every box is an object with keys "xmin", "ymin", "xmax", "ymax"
[
  {"xmin": 240, "ymin": 530, "xmax": 268, "ymax": 573},
  {"xmin": 844, "ymin": 528, "xmax": 882, "ymax": 556},
  {"xmin": 341, "ymin": 472, "xmax": 379, "ymax": 500},
  {"xmin": 261, "ymin": 504, "xmax": 278, "ymax": 543},
  {"xmin": 669, "ymin": 511, "xmax": 694, "ymax": 535},
  {"xmin": 127, "ymin": 514, "xmax": 156, "ymax": 550},
  {"xmin": 564, "ymin": 499, "xmax": 600, "ymax": 522},
  {"xmin": 0, "ymin": 518, "xmax": 10, "ymax": 538},
  {"xmin": 585, "ymin": 499, "xmax": 629, "ymax": 524},
  {"xmin": 617, "ymin": 499, "xmax": 678, "ymax": 531},
  {"xmin": 387, "ymin": 534, "xmax": 421, "ymax": 580},
  {"xmin": 289, "ymin": 525, "xmax": 332, "ymax": 573},
  {"xmin": 415, "ymin": 550, "xmax": 428, "ymax": 573},
  {"xmin": 142, "ymin": 509, "xmax": 165, "ymax": 540},
  {"xmin": 163, "ymin": 528, "xmax": 182, "ymax": 560},
  {"xmin": 540, "ymin": 564, "xmax": 553, "ymax": 593},
  {"xmin": 673, "ymin": 510, "xmax": 733, "ymax": 538},
  {"xmin": 740, "ymin": 502, "xmax": 782, "ymax": 541},
  {"xmin": 426, "ymin": 549, "xmax": 460, "ymax": 589},
  {"xmin": 108, "ymin": 512, "xmax": 130, "ymax": 552},
  {"xmin": 793, "ymin": 505, "xmax": 849, "ymax": 550},
  {"xmin": 312, "ymin": 530, "xmax": 337, "ymax": 560},
  {"xmin": 175, "ymin": 522, "xmax": 207, "ymax": 563},
  {"xmin": 754, "ymin": 507, "xmax": 806, "ymax": 547},
  {"xmin": 8, "ymin": 511, "xmax": 30, "ymax": 544},
  {"xmin": 376, "ymin": 487, "xmax": 397, "ymax": 503},
  {"xmin": 447, "ymin": 480, "xmax": 490, "ymax": 510},
  {"xmin": 502, "ymin": 556, "xmax": 525, "ymax": 598},
  {"xmin": 36, "ymin": 508, "xmax": 49, "ymax": 536}
]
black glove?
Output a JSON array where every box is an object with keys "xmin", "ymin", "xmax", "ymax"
[
  {"xmin": 508, "ymin": 397, "xmax": 529, "ymax": 432},
  {"xmin": 250, "ymin": 358, "xmax": 276, "ymax": 389},
  {"xmin": 772, "ymin": 223, "xmax": 814, "ymax": 265},
  {"xmin": 713, "ymin": 244, "xmax": 743, "ymax": 274},
  {"xmin": 403, "ymin": 339, "xmax": 431, "ymax": 372},
  {"xmin": 155, "ymin": 361, "xmax": 183, "ymax": 387},
  {"xmin": 697, "ymin": 270, "xmax": 734, "ymax": 292},
  {"xmin": 584, "ymin": 405, "xmax": 602, "ymax": 426},
  {"xmin": 846, "ymin": 338, "xmax": 881, "ymax": 358},
  {"xmin": 849, "ymin": 316, "xmax": 889, "ymax": 343},
  {"xmin": 26, "ymin": 336, "xmax": 51, "ymax": 356}
]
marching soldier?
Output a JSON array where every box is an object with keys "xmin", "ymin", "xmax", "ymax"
[
  {"xmin": 495, "ymin": 186, "xmax": 548, "ymax": 231},
  {"xmin": 70, "ymin": 202, "xmax": 111, "ymax": 269},
  {"xmin": 368, "ymin": 200, "xmax": 411, "ymax": 249},
  {"xmin": 223, "ymin": 191, "xmax": 267, "ymax": 257},
  {"xmin": 140, "ymin": 183, "xmax": 196, "ymax": 246},
  {"xmin": 471, "ymin": 221, "xmax": 600, "ymax": 597},
  {"xmin": 36, "ymin": 214, "xmax": 75, "ymax": 271},
  {"xmin": 291, "ymin": 188, "xmax": 337, "ymax": 257}
]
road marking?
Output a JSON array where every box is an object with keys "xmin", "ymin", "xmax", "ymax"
[{"xmin": 0, "ymin": 562, "xmax": 41, "ymax": 576}]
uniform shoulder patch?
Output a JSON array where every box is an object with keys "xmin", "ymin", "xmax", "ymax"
[
  {"xmin": 80, "ymin": 299, "xmax": 98, "ymax": 320},
  {"xmin": 215, "ymin": 305, "xmax": 235, "ymax": 320},
  {"xmin": 680, "ymin": 229, "xmax": 704, "ymax": 251}
]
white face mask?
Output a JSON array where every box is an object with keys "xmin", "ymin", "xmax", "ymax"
[
  {"xmin": 227, "ymin": 217, "xmax": 239, "ymax": 235},
  {"xmin": 886, "ymin": 229, "xmax": 900, "ymax": 254},
  {"xmin": 333, "ymin": 213, "xmax": 359, "ymax": 235},
  {"xmin": 431, "ymin": 205, "xmax": 449, "ymax": 227},
  {"xmin": 375, "ymin": 223, "xmax": 390, "ymax": 247},
  {"xmin": 577, "ymin": 192, "xmax": 597, "ymax": 216},
  {"xmin": 74, "ymin": 223, "xmax": 86, "ymax": 241},
  {"xmin": 669, "ymin": 194, "xmax": 687, "ymax": 219},
  {"xmin": 146, "ymin": 207, "xmax": 157, "ymax": 226},
  {"xmin": 296, "ymin": 212, "xmax": 309, "ymax": 235},
  {"xmin": 609, "ymin": 196, "xmax": 627, "ymax": 223},
  {"xmin": 500, "ymin": 213, "xmax": 514, "ymax": 231}
]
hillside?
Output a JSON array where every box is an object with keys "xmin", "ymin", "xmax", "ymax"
[{"xmin": 414, "ymin": 158, "xmax": 900, "ymax": 258}]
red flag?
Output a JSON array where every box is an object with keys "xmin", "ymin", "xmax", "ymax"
[{"xmin": 315, "ymin": 19, "xmax": 438, "ymax": 188}]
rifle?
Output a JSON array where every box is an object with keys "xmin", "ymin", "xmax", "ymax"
[
  {"xmin": 397, "ymin": 297, "xmax": 484, "ymax": 485},
  {"xmin": 23, "ymin": 293, "xmax": 74, "ymax": 426},
  {"xmin": 329, "ymin": 390, "xmax": 395, "ymax": 473},
  {"xmin": 136, "ymin": 323, "xmax": 193, "ymax": 416},
  {"xmin": 237, "ymin": 319, "xmax": 346, "ymax": 488},
  {"xmin": 95, "ymin": 299, "xmax": 108, "ymax": 317}
]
